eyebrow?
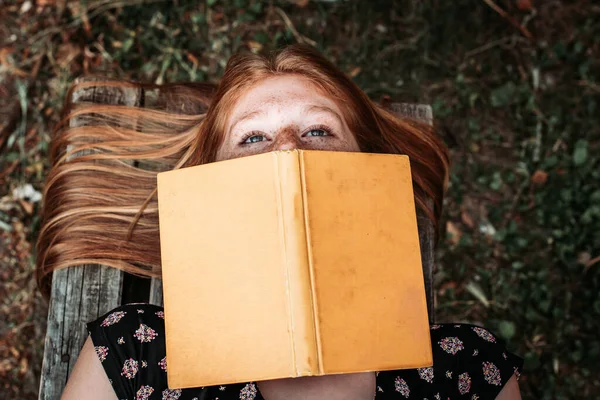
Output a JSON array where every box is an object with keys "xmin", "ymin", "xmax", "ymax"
[
  {"xmin": 304, "ymin": 105, "xmax": 344, "ymax": 126},
  {"xmin": 229, "ymin": 104, "xmax": 344, "ymax": 135},
  {"xmin": 229, "ymin": 110, "xmax": 266, "ymax": 132}
]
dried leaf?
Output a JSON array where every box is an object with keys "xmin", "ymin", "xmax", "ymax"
[
  {"xmin": 583, "ymin": 255, "xmax": 600, "ymax": 274},
  {"xmin": 461, "ymin": 210, "xmax": 475, "ymax": 229},
  {"xmin": 247, "ymin": 40, "xmax": 263, "ymax": 53},
  {"xmin": 18, "ymin": 199, "xmax": 33, "ymax": 215},
  {"xmin": 577, "ymin": 252, "xmax": 591, "ymax": 265},
  {"xmin": 438, "ymin": 281, "xmax": 456, "ymax": 296},
  {"xmin": 465, "ymin": 281, "xmax": 490, "ymax": 308},
  {"xmin": 349, "ymin": 67, "xmax": 361, "ymax": 78},
  {"xmin": 531, "ymin": 169, "xmax": 548, "ymax": 186},
  {"xmin": 19, "ymin": 357, "xmax": 28, "ymax": 374},
  {"xmin": 516, "ymin": 0, "xmax": 533, "ymax": 11},
  {"xmin": 12, "ymin": 184, "xmax": 42, "ymax": 203},
  {"xmin": 186, "ymin": 52, "xmax": 199, "ymax": 67},
  {"xmin": 446, "ymin": 221, "xmax": 462, "ymax": 245},
  {"xmin": 56, "ymin": 42, "xmax": 81, "ymax": 68},
  {"xmin": 20, "ymin": 1, "xmax": 32, "ymax": 14}
]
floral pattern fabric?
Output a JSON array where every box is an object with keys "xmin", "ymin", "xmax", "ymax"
[{"xmin": 87, "ymin": 304, "xmax": 523, "ymax": 400}]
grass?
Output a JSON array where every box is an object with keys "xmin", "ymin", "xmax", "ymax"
[{"xmin": 1, "ymin": 0, "xmax": 599, "ymax": 398}]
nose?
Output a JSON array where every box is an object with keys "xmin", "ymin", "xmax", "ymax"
[{"xmin": 272, "ymin": 128, "xmax": 302, "ymax": 151}]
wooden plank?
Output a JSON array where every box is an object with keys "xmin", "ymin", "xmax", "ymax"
[
  {"xmin": 390, "ymin": 103, "xmax": 436, "ymax": 323},
  {"xmin": 39, "ymin": 266, "xmax": 124, "ymax": 400},
  {"xmin": 39, "ymin": 79, "xmax": 141, "ymax": 400},
  {"xmin": 38, "ymin": 267, "xmax": 68, "ymax": 400},
  {"xmin": 390, "ymin": 103, "xmax": 433, "ymax": 125},
  {"xmin": 149, "ymin": 277, "xmax": 164, "ymax": 306}
]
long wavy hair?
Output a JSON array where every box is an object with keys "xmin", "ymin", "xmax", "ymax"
[{"xmin": 36, "ymin": 44, "xmax": 450, "ymax": 298}]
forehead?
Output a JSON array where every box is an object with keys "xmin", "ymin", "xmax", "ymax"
[{"xmin": 227, "ymin": 75, "xmax": 339, "ymax": 120}]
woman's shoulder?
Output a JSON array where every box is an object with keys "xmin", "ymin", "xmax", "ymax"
[
  {"xmin": 428, "ymin": 322, "xmax": 504, "ymax": 345},
  {"xmin": 376, "ymin": 323, "xmax": 523, "ymax": 399},
  {"xmin": 429, "ymin": 322, "xmax": 523, "ymax": 382},
  {"xmin": 88, "ymin": 303, "xmax": 164, "ymax": 327},
  {"xmin": 86, "ymin": 303, "xmax": 173, "ymax": 399},
  {"xmin": 86, "ymin": 303, "xmax": 166, "ymax": 360}
]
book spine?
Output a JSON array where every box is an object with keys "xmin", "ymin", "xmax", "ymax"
[
  {"xmin": 274, "ymin": 151, "xmax": 319, "ymax": 376},
  {"xmin": 298, "ymin": 151, "xmax": 323, "ymax": 375}
]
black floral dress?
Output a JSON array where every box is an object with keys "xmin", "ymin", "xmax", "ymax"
[{"xmin": 87, "ymin": 303, "xmax": 523, "ymax": 400}]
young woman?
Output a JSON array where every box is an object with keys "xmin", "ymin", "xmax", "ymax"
[{"xmin": 38, "ymin": 44, "xmax": 523, "ymax": 399}]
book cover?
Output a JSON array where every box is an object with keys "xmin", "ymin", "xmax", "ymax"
[{"xmin": 157, "ymin": 149, "xmax": 433, "ymax": 389}]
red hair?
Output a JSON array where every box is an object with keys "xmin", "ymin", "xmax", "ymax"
[
  {"xmin": 36, "ymin": 44, "xmax": 449, "ymax": 298},
  {"xmin": 188, "ymin": 45, "xmax": 449, "ymax": 225}
]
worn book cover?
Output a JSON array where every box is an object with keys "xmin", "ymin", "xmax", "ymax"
[{"xmin": 157, "ymin": 149, "xmax": 433, "ymax": 389}]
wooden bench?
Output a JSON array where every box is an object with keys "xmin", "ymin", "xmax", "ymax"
[{"xmin": 38, "ymin": 79, "xmax": 437, "ymax": 399}]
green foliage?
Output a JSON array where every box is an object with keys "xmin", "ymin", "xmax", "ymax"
[{"xmin": 2, "ymin": 0, "xmax": 599, "ymax": 398}]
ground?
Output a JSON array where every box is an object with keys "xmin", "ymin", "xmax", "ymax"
[{"xmin": 0, "ymin": 0, "xmax": 599, "ymax": 399}]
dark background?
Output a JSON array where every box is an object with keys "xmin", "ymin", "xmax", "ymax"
[{"xmin": 1, "ymin": 0, "xmax": 599, "ymax": 398}]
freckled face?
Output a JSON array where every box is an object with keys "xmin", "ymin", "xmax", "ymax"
[{"xmin": 215, "ymin": 75, "xmax": 360, "ymax": 161}]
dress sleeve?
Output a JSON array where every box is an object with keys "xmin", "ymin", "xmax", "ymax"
[
  {"xmin": 429, "ymin": 323, "xmax": 524, "ymax": 399},
  {"xmin": 375, "ymin": 323, "xmax": 523, "ymax": 399},
  {"xmin": 86, "ymin": 303, "xmax": 168, "ymax": 400}
]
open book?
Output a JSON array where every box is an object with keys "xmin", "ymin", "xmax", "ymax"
[{"xmin": 157, "ymin": 149, "xmax": 432, "ymax": 389}]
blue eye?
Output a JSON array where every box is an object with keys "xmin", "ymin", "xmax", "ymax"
[
  {"xmin": 305, "ymin": 129, "xmax": 329, "ymax": 137},
  {"xmin": 242, "ymin": 134, "xmax": 267, "ymax": 144}
]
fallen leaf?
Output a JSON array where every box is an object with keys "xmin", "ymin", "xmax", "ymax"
[
  {"xmin": 12, "ymin": 184, "xmax": 42, "ymax": 203},
  {"xmin": 583, "ymin": 255, "xmax": 600, "ymax": 274},
  {"xmin": 465, "ymin": 281, "xmax": 490, "ymax": 308},
  {"xmin": 349, "ymin": 67, "xmax": 361, "ymax": 78},
  {"xmin": 446, "ymin": 221, "xmax": 462, "ymax": 245},
  {"xmin": 18, "ymin": 199, "xmax": 33, "ymax": 215},
  {"xmin": 531, "ymin": 169, "xmax": 548, "ymax": 186},
  {"xmin": 19, "ymin": 357, "xmax": 28, "ymax": 374},
  {"xmin": 247, "ymin": 40, "xmax": 263, "ymax": 53},
  {"xmin": 461, "ymin": 210, "xmax": 475, "ymax": 229},
  {"xmin": 56, "ymin": 42, "xmax": 81, "ymax": 68},
  {"xmin": 479, "ymin": 220, "xmax": 497, "ymax": 237},
  {"xmin": 0, "ymin": 46, "xmax": 15, "ymax": 64},
  {"xmin": 186, "ymin": 52, "xmax": 199, "ymax": 67},
  {"xmin": 20, "ymin": 0, "xmax": 32, "ymax": 13},
  {"xmin": 438, "ymin": 281, "xmax": 456, "ymax": 295},
  {"xmin": 516, "ymin": 0, "xmax": 533, "ymax": 11},
  {"xmin": 577, "ymin": 252, "xmax": 591, "ymax": 265}
]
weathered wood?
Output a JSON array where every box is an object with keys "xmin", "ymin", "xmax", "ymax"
[
  {"xmin": 390, "ymin": 103, "xmax": 436, "ymax": 323},
  {"xmin": 390, "ymin": 103, "xmax": 433, "ymax": 125},
  {"xmin": 39, "ymin": 266, "xmax": 124, "ymax": 400},
  {"xmin": 39, "ymin": 78, "xmax": 142, "ymax": 400},
  {"xmin": 149, "ymin": 277, "xmax": 164, "ymax": 306}
]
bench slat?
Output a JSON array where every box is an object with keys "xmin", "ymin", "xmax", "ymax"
[
  {"xmin": 391, "ymin": 103, "xmax": 436, "ymax": 322},
  {"xmin": 39, "ymin": 79, "xmax": 141, "ymax": 399},
  {"xmin": 39, "ymin": 266, "xmax": 123, "ymax": 399}
]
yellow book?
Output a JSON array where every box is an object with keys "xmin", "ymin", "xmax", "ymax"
[{"xmin": 157, "ymin": 149, "xmax": 432, "ymax": 389}]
